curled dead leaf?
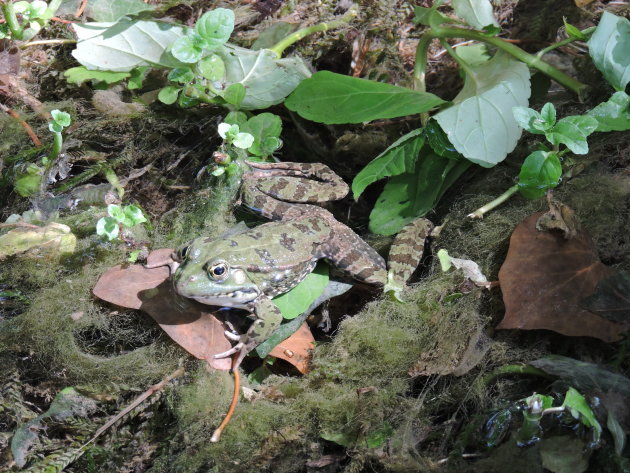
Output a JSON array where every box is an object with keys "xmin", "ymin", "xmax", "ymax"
[{"xmin": 269, "ymin": 322, "xmax": 315, "ymax": 374}]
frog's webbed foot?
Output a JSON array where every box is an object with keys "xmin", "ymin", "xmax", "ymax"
[
  {"xmin": 213, "ymin": 338, "xmax": 258, "ymax": 370},
  {"xmin": 224, "ymin": 330, "xmax": 241, "ymax": 341}
]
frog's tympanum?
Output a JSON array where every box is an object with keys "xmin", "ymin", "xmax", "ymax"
[{"xmin": 172, "ymin": 161, "xmax": 433, "ymax": 368}]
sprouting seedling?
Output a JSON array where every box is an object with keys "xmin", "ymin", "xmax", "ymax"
[
  {"xmin": 96, "ymin": 204, "xmax": 147, "ymax": 241},
  {"xmin": 0, "ymin": 0, "xmax": 62, "ymax": 41},
  {"xmin": 44, "ymin": 109, "xmax": 71, "ymax": 164}
]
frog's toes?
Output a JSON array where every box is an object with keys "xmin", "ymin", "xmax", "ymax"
[
  {"xmin": 214, "ymin": 343, "xmax": 244, "ymax": 359},
  {"xmin": 224, "ymin": 330, "xmax": 241, "ymax": 341}
]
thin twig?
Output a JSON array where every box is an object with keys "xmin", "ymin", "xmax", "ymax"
[{"xmin": 0, "ymin": 102, "xmax": 42, "ymax": 146}]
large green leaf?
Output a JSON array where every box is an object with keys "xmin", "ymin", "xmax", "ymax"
[
  {"xmin": 452, "ymin": 0, "xmax": 499, "ymax": 29},
  {"xmin": 64, "ymin": 66, "xmax": 130, "ymax": 84},
  {"xmin": 435, "ymin": 52, "xmax": 531, "ymax": 167},
  {"xmin": 546, "ymin": 115, "xmax": 598, "ymax": 154},
  {"xmin": 369, "ymin": 152, "xmax": 469, "ymax": 235},
  {"xmin": 587, "ymin": 12, "xmax": 630, "ymax": 91},
  {"xmin": 72, "ymin": 19, "xmax": 186, "ymax": 71},
  {"xmin": 84, "ymin": 0, "xmax": 155, "ymax": 22},
  {"xmin": 587, "ymin": 91, "xmax": 630, "ymax": 132},
  {"xmin": 273, "ymin": 263, "xmax": 329, "ymax": 319},
  {"xmin": 285, "ymin": 71, "xmax": 446, "ymax": 124},
  {"xmin": 215, "ymin": 44, "xmax": 311, "ymax": 110},
  {"xmin": 351, "ymin": 129, "xmax": 424, "ymax": 199}
]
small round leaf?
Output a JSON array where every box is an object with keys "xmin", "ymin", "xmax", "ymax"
[
  {"xmin": 195, "ymin": 8, "xmax": 234, "ymax": 49},
  {"xmin": 171, "ymin": 35, "xmax": 203, "ymax": 64},
  {"xmin": 158, "ymin": 86, "xmax": 181, "ymax": 105},
  {"xmin": 198, "ymin": 54, "xmax": 225, "ymax": 81}
]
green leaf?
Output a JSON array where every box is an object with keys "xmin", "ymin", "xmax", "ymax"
[
  {"xmin": 285, "ymin": 71, "xmax": 446, "ymax": 124},
  {"xmin": 171, "ymin": 35, "xmax": 203, "ymax": 64},
  {"xmin": 351, "ymin": 129, "xmax": 424, "ymax": 199},
  {"xmin": 48, "ymin": 122, "xmax": 63, "ymax": 133},
  {"xmin": 107, "ymin": 204, "xmax": 125, "ymax": 222},
  {"xmin": 435, "ymin": 52, "xmax": 531, "ymax": 167},
  {"xmin": 452, "ymin": 0, "xmax": 499, "ymax": 29},
  {"xmin": 564, "ymin": 18, "xmax": 586, "ymax": 40},
  {"xmin": 223, "ymin": 82, "xmax": 246, "ymax": 106},
  {"xmin": 540, "ymin": 102, "xmax": 556, "ymax": 126},
  {"xmin": 198, "ymin": 54, "xmax": 225, "ymax": 81},
  {"xmin": 369, "ymin": 152, "xmax": 469, "ymax": 235},
  {"xmin": 587, "ymin": 91, "xmax": 630, "ymax": 132},
  {"xmin": 158, "ymin": 86, "xmax": 181, "ymax": 104},
  {"xmin": 96, "ymin": 216, "xmax": 119, "ymax": 240},
  {"xmin": 424, "ymin": 119, "xmax": 461, "ymax": 158},
  {"xmin": 255, "ymin": 311, "xmax": 309, "ymax": 358},
  {"xmin": 587, "ymin": 12, "xmax": 630, "ymax": 91},
  {"xmin": 84, "ymin": 0, "xmax": 155, "ymax": 22},
  {"xmin": 513, "ymin": 106, "xmax": 551, "ymax": 134},
  {"xmin": 51, "ymin": 110, "xmax": 71, "ymax": 127},
  {"xmin": 64, "ymin": 66, "xmax": 130, "ymax": 85},
  {"xmin": 122, "ymin": 205, "xmax": 147, "ymax": 226},
  {"xmin": 127, "ymin": 67, "xmax": 148, "ymax": 89},
  {"xmin": 546, "ymin": 115, "xmax": 598, "ymax": 154},
  {"xmin": 224, "ymin": 111, "xmax": 248, "ymax": 127},
  {"xmin": 241, "ymin": 113, "xmax": 282, "ymax": 156},
  {"xmin": 562, "ymin": 387, "xmax": 602, "ymax": 442},
  {"xmin": 72, "ymin": 19, "xmax": 187, "ymax": 72},
  {"xmin": 214, "ymin": 44, "xmax": 311, "ymax": 110},
  {"xmin": 232, "ymin": 132, "xmax": 254, "ymax": 149},
  {"xmin": 413, "ymin": 6, "xmax": 452, "ymax": 26},
  {"xmin": 273, "ymin": 263, "xmax": 329, "ymax": 319},
  {"xmin": 14, "ymin": 164, "xmax": 42, "ymax": 197},
  {"xmin": 195, "ymin": 8, "xmax": 234, "ymax": 49},
  {"xmin": 454, "ymin": 43, "xmax": 491, "ymax": 67},
  {"xmin": 518, "ymin": 151, "xmax": 562, "ymax": 199},
  {"xmin": 0, "ymin": 24, "xmax": 10, "ymax": 39},
  {"xmin": 168, "ymin": 67, "xmax": 195, "ymax": 84}
]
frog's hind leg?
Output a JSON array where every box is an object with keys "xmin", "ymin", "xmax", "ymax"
[
  {"xmin": 387, "ymin": 218, "xmax": 434, "ymax": 289},
  {"xmin": 244, "ymin": 161, "xmax": 349, "ymax": 203}
]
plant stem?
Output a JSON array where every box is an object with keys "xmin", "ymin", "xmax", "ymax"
[
  {"xmin": 413, "ymin": 33, "xmax": 435, "ymax": 92},
  {"xmin": 536, "ymin": 27, "xmax": 595, "ymax": 59},
  {"xmin": 269, "ymin": 4, "xmax": 359, "ymax": 57},
  {"xmin": 48, "ymin": 131, "xmax": 63, "ymax": 162},
  {"xmin": 467, "ymin": 184, "xmax": 518, "ymax": 219},
  {"xmin": 421, "ymin": 25, "xmax": 588, "ymax": 98},
  {"xmin": 2, "ymin": 2, "xmax": 24, "ymax": 39},
  {"xmin": 20, "ymin": 38, "xmax": 77, "ymax": 48},
  {"xmin": 439, "ymin": 39, "xmax": 475, "ymax": 80}
]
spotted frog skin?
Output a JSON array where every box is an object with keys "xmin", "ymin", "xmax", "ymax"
[{"xmin": 173, "ymin": 161, "xmax": 433, "ymax": 367}]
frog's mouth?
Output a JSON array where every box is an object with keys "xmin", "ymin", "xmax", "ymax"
[{"xmin": 189, "ymin": 287, "xmax": 260, "ymax": 308}]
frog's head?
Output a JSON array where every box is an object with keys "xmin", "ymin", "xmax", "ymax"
[{"xmin": 173, "ymin": 237, "xmax": 260, "ymax": 308}]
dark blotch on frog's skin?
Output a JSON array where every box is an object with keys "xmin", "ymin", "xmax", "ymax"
[
  {"xmin": 255, "ymin": 248, "xmax": 275, "ymax": 266},
  {"xmin": 279, "ymin": 233, "xmax": 296, "ymax": 251}
]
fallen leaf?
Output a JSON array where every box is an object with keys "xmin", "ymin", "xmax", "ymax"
[
  {"xmin": 0, "ymin": 222, "xmax": 76, "ymax": 260},
  {"xmin": 581, "ymin": 271, "xmax": 630, "ymax": 323},
  {"xmin": 269, "ymin": 322, "xmax": 315, "ymax": 374},
  {"xmin": 93, "ymin": 262, "xmax": 231, "ymax": 370},
  {"xmin": 497, "ymin": 212, "xmax": 627, "ymax": 342}
]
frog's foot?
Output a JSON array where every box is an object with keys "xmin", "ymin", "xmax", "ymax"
[
  {"xmin": 214, "ymin": 337, "xmax": 258, "ymax": 370},
  {"xmin": 224, "ymin": 330, "xmax": 241, "ymax": 341}
]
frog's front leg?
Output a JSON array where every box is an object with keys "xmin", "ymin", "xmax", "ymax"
[{"xmin": 214, "ymin": 296, "xmax": 283, "ymax": 369}]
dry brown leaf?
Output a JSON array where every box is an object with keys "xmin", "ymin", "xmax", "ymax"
[
  {"xmin": 269, "ymin": 322, "xmax": 315, "ymax": 374},
  {"xmin": 497, "ymin": 212, "xmax": 627, "ymax": 342},
  {"xmin": 93, "ymin": 261, "xmax": 231, "ymax": 370}
]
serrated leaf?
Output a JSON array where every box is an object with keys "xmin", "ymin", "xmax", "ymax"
[
  {"xmin": 455, "ymin": 43, "xmax": 491, "ymax": 67},
  {"xmin": 587, "ymin": 12, "xmax": 630, "ymax": 91},
  {"xmin": 285, "ymin": 71, "xmax": 446, "ymax": 124},
  {"xmin": 232, "ymin": 132, "xmax": 254, "ymax": 149},
  {"xmin": 127, "ymin": 67, "xmax": 148, "ymax": 89},
  {"xmin": 64, "ymin": 66, "xmax": 130, "ymax": 84},
  {"xmin": 195, "ymin": 8, "xmax": 234, "ymax": 49},
  {"xmin": 435, "ymin": 52, "xmax": 531, "ymax": 167},
  {"xmin": 171, "ymin": 35, "xmax": 203, "ymax": 64},
  {"xmin": 513, "ymin": 106, "xmax": 551, "ymax": 134},
  {"xmin": 167, "ymin": 67, "xmax": 195, "ymax": 84},
  {"xmin": 51, "ymin": 110, "xmax": 71, "ymax": 127},
  {"xmin": 241, "ymin": 113, "xmax": 282, "ymax": 156},
  {"xmin": 84, "ymin": 0, "xmax": 155, "ymax": 22},
  {"xmin": 216, "ymin": 44, "xmax": 311, "ymax": 110},
  {"xmin": 540, "ymin": 102, "xmax": 556, "ymax": 126},
  {"xmin": 587, "ymin": 91, "xmax": 630, "ymax": 132},
  {"xmin": 452, "ymin": 0, "xmax": 499, "ymax": 29},
  {"xmin": 72, "ymin": 19, "xmax": 186, "ymax": 71},
  {"xmin": 158, "ymin": 86, "xmax": 180, "ymax": 104},
  {"xmin": 273, "ymin": 263, "xmax": 329, "ymax": 319},
  {"xmin": 351, "ymin": 129, "xmax": 424, "ymax": 198},
  {"xmin": 369, "ymin": 152, "xmax": 469, "ymax": 235},
  {"xmin": 198, "ymin": 54, "xmax": 225, "ymax": 81},
  {"xmin": 546, "ymin": 115, "xmax": 598, "ymax": 154},
  {"xmin": 518, "ymin": 151, "xmax": 562, "ymax": 199},
  {"xmin": 224, "ymin": 111, "xmax": 248, "ymax": 127},
  {"xmin": 122, "ymin": 205, "xmax": 147, "ymax": 226}
]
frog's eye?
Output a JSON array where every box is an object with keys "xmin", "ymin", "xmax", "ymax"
[{"xmin": 208, "ymin": 262, "xmax": 229, "ymax": 280}]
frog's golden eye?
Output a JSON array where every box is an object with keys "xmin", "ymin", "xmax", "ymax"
[{"xmin": 208, "ymin": 262, "xmax": 229, "ymax": 280}]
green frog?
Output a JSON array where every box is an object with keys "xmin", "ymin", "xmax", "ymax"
[{"xmin": 172, "ymin": 161, "xmax": 433, "ymax": 368}]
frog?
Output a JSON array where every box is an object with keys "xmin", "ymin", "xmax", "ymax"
[{"xmin": 172, "ymin": 161, "xmax": 433, "ymax": 368}]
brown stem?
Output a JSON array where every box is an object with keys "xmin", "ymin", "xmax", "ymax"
[{"xmin": 210, "ymin": 360, "xmax": 241, "ymax": 442}]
